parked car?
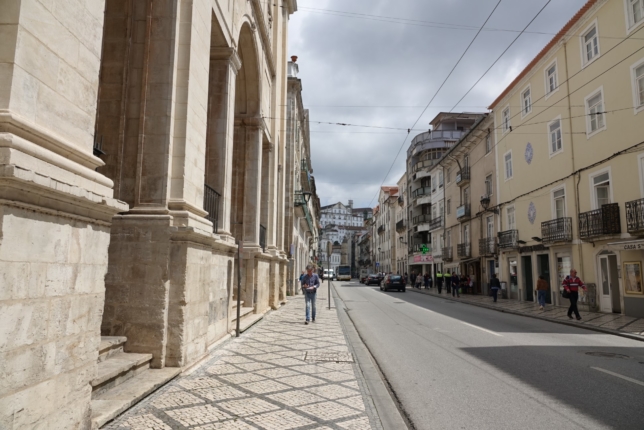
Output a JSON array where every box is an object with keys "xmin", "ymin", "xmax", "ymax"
[
  {"xmin": 381, "ymin": 274, "xmax": 406, "ymax": 292},
  {"xmin": 365, "ymin": 274, "xmax": 381, "ymax": 286}
]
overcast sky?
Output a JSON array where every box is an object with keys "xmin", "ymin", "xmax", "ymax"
[{"xmin": 287, "ymin": 0, "xmax": 589, "ymax": 209}]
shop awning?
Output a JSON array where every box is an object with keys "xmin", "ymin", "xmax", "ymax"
[{"xmin": 605, "ymin": 240, "xmax": 644, "ymax": 252}]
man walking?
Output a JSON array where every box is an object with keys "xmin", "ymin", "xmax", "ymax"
[
  {"xmin": 301, "ymin": 264, "xmax": 320, "ymax": 325},
  {"xmin": 436, "ymin": 270, "xmax": 443, "ymax": 293},
  {"xmin": 444, "ymin": 271, "xmax": 451, "ymax": 295},
  {"xmin": 490, "ymin": 273, "xmax": 501, "ymax": 303},
  {"xmin": 563, "ymin": 269, "xmax": 586, "ymax": 320}
]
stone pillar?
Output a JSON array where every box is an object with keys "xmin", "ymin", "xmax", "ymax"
[
  {"xmin": 205, "ymin": 48, "xmax": 241, "ymax": 237},
  {"xmin": 242, "ymin": 123, "xmax": 264, "ymax": 249}
]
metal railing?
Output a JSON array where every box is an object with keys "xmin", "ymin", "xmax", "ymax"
[
  {"xmin": 413, "ymin": 159, "xmax": 437, "ymax": 172},
  {"xmin": 204, "ymin": 184, "xmax": 221, "ymax": 233},
  {"xmin": 259, "ymin": 224, "xmax": 267, "ymax": 252},
  {"xmin": 409, "ymin": 243, "xmax": 428, "ymax": 253},
  {"xmin": 626, "ymin": 198, "xmax": 644, "ymax": 234},
  {"xmin": 579, "ymin": 203, "xmax": 621, "ymax": 240},
  {"xmin": 456, "ymin": 204, "xmax": 471, "ymax": 220},
  {"xmin": 398, "ymin": 195, "xmax": 405, "ymax": 206},
  {"xmin": 428, "ymin": 216, "xmax": 443, "ymax": 231},
  {"xmin": 498, "ymin": 229, "xmax": 519, "ymax": 249},
  {"xmin": 456, "ymin": 168, "xmax": 470, "ymax": 186},
  {"xmin": 457, "ymin": 243, "xmax": 471, "ymax": 258},
  {"xmin": 412, "ymin": 187, "xmax": 431, "ymax": 199},
  {"xmin": 396, "ymin": 219, "xmax": 406, "ymax": 232},
  {"xmin": 479, "ymin": 237, "xmax": 497, "ymax": 256},
  {"xmin": 412, "ymin": 214, "xmax": 431, "ymax": 225},
  {"xmin": 442, "ymin": 247, "xmax": 453, "ymax": 262},
  {"xmin": 541, "ymin": 218, "xmax": 573, "ymax": 244}
]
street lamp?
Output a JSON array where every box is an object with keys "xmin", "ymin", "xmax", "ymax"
[{"xmin": 480, "ymin": 196, "xmax": 499, "ymax": 214}]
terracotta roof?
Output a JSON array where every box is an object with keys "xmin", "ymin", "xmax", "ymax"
[{"xmin": 488, "ymin": 0, "xmax": 597, "ymax": 109}]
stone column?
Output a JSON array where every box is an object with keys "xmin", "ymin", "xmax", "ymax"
[
  {"xmin": 242, "ymin": 123, "xmax": 264, "ymax": 249},
  {"xmin": 205, "ymin": 48, "xmax": 241, "ymax": 238}
]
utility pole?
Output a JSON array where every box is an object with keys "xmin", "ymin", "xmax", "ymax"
[{"xmin": 327, "ymin": 241, "xmax": 332, "ymax": 310}]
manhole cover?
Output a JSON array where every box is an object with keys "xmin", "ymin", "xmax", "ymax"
[
  {"xmin": 585, "ymin": 352, "xmax": 630, "ymax": 359},
  {"xmin": 303, "ymin": 351, "xmax": 355, "ymax": 363}
]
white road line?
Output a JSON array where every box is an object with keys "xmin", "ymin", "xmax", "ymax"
[
  {"xmin": 591, "ymin": 367, "xmax": 644, "ymax": 387},
  {"xmin": 461, "ymin": 321, "xmax": 503, "ymax": 337}
]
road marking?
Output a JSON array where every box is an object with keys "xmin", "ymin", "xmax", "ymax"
[
  {"xmin": 591, "ymin": 367, "xmax": 644, "ymax": 387},
  {"xmin": 461, "ymin": 321, "xmax": 503, "ymax": 337}
]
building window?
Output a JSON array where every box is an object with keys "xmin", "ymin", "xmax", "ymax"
[
  {"xmin": 633, "ymin": 60, "xmax": 644, "ymax": 111},
  {"xmin": 446, "ymin": 168, "xmax": 451, "ymax": 183},
  {"xmin": 507, "ymin": 206, "xmax": 516, "ymax": 230},
  {"xmin": 504, "ymin": 151, "xmax": 513, "ymax": 180},
  {"xmin": 522, "ymin": 86, "xmax": 532, "ymax": 117},
  {"xmin": 586, "ymin": 89, "xmax": 606, "ymax": 135},
  {"xmin": 439, "ymin": 171, "xmax": 444, "ymax": 187},
  {"xmin": 627, "ymin": 0, "xmax": 644, "ymax": 31},
  {"xmin": 582, "ymin": 24, "xmax": 599, "ymax": 65},
  {"xmin": 546, "ymin": 62, "xmax": 558, "ymax": 95},
  {"xmin": 486, "ymin": 216, "xmax": 494, "ymax": 238},
  {"xmin": 502, "ymin": 107, "xmax": 511, "ymax": 133},
  {"xmin": 447, "ymin": 199, "xmax": 451, "ymax": 215},
  {"xmin": 592, "ymin": 172, "xmax": 611, "ymax": 208},
  {"xmin": 549, "ymin": 117, "xmax": 562, "ymax": 154},
  {"xmin": 485, "ymin": 174, "xmax": 493, "ymax": 197},
  {"xmin": 553, "ymin": 188, "xmax": 566, "ymax": 219},
  {"xmin": 485, "ymin": 134, "xmax": 492, "ymax": 154}
]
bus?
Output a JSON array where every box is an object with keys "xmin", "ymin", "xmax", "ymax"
[{"xmin": 337, "ymin": 265, "xmax": 352, "ymax": 281}]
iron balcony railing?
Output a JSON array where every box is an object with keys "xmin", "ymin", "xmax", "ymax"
[
  {"xmin": 396, "ymin": 219, "xmax": 406, "ymax": 232},
  {"xmin": 626, "ymin": 198, "xmax": 644, "ymax": 234},
  {"xmin": 398, "ymin": 195, "xmax": 405, "ymax": 206},
  {"xmin": 456, "ymin": 168, "xmax": 470, "ymax": 186},
  {"xmin": 579, "ymin": 203, "xmax": 621, "ymax": 240},
  {"xmin": 259, "ymin": 224, "xmax": 267, "ymax": 252},
  {"xmin": 457, "ymin": 243, "xmax": 471, "ymax": 258},
  {"xmin": 412, "ymin": 187, "xmax": 431, "ymax": 199},
  {"xmin": 203, "ymin": 184, "xmax": 221, "ymax": 233},
  {"xmin": 294, "ymin": 192, "xmax": 315, "ymax": 234},
  {"xmin": 378, "ymin": 225, "xmax": 386, "ymax": 235},
  {"xmin": 428, "ymin": 216, "xmax": 443, "ymax": 231},
  {"xmin": 541, "ymin": 217, "xmax": 573, "ymax": 244},
  {"xmin": 412, "ymin": 214, "xmax": 431, "ymax": 225},
  {"xmin": 413, "ymin": 159, "xmax": 437, "ymax": 173},
  {"xmin": 498, "ymin": 229, "xmax": 519, "ymax": 249},
  {"xmin": 442, "ymin": 247, "xmax": 453, "ymax": 262},
  {"xmin": 409, "ymin": 243, "xmax": 429, "ymax": 254},
  {"xmin": 479, "ymin": 237, "xmax": 497, "ymax": 256},
  {"xmin": 456, "ymin": 204, "xmax": 471, "ymax": 220}
]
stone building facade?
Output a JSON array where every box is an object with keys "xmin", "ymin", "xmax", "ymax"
[{"xmin": 0, "ymin": 0, "xmax": 299, "ymax": 428}]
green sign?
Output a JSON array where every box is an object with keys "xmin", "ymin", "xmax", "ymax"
[{"xmin": 421, "ymin": 244, "xmax": 429, "ymax": 254}]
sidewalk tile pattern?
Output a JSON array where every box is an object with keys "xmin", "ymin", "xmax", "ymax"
[{"xmin": 103, "ymin": 293, "xmax": 375, "ymax": 430}]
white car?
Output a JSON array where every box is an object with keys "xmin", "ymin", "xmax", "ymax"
[{"xmin": 323, "ymin": 269, "xmax": 336, "ymax": 280}]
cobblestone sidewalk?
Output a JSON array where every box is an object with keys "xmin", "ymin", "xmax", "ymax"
[
  {"xmin": 408, "ymin": 286, "xmax": 644, "ymax": 340},
  {"xmin": 104, "ymin": 286, "xmax": 378, "ymax": 430}
]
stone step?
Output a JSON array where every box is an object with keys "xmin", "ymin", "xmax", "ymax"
[
  {"xmin": 230, "ymin": 307, "xmax": 263, "ymax": 334},
  {"xmin": 91, "ymin": 352, "xmax": 153, "ymax": 399},
  {"xmin": 231, "ymin": 300, "xmax": 245, "ymax": 309},
  {"xmin": 98, "ymin": 336, "xmax": 127, "ymax": 363},
  {"xmin": 91, "ymin": 367, "xmax": 181, "ymax": 429},
  {"xmin": 231, "ymin": 306, "xmax": 254, "ymax": 321}
]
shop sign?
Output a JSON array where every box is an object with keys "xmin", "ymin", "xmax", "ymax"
[
  {"xmin": 413, "ymin": 255, "xmax": 434, "ymax": 263},
  {"xmin": 606, "ymin": 240, "xmax": 644, "ymax": 252}
]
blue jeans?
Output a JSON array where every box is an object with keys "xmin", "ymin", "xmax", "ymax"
[
  {"xmin": 491, "ymin": 288, "xmax": 499, "ymax": 302},
  {"xmin": 537, "ymin": 290, "xmax": 547, "ymax": 307},
  {"xmin": 305, "ymin": 290, "xmax": 317, "ymax": 321}
]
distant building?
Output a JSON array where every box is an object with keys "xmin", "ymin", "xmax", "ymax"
[{"xmin": 320, "ymin": 200, "xmax": 372, "ymax": 272}]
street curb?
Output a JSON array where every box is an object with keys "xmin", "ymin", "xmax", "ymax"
[
  {"xmin": 331, "ymin": 283, "xmax": 410, "ymax": 430},
  {"xmin": 407, "ymin": 288, "xmax": 644, "ymax": 343}
]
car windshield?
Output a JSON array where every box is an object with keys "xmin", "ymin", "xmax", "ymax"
[
  {"xmin": 368, "ymin": 274, "xmax": 377, "ymax": 277},
  {"xmin": 389, "ymin": 276, "xmax": 402, "ymax": 280}
]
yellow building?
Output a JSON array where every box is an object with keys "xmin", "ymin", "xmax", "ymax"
[{"xmin": 490, "ymin": 0, "xmax": 644, "ymax": 316}]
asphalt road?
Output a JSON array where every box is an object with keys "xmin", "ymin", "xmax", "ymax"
[{"xmin": 333, "ymin": 281, "xmax": 644, "ymax": 430}]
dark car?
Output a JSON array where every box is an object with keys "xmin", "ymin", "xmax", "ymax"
[
  {"xmin": 365, "ymin": 274, "xmax": 381, "ymax": 286},
  {"xmin": 381, "ymin": 274, "xmax": 406, "ymax": 292}
]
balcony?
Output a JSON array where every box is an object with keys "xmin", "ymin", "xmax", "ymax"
[
  {"xmin": 413, "ymin": 159, "xmax": 437, "ymax": 173},
  {"xmin": 498, "ymin": 229, "xmax": 519, "ymax": 249},
  {"xmin": 398, "ymin": 195, "xmax": 405, "ymax": 207},
  {"xmin": 541, "ymin": 218, "xmax": 573, "ymax": 244},
  {"xmin": 203, "ymin": 184, "xmax": 221, "ymax": 233},
  {"xmin": 456, "ymin": 168, "xmax": 470, "ymax": 187},
  {"xmin": 442, "ymin": 247, "xmax": 453, "ymax": 262},
  {"xmin": 378, "ymin": 225, "xmax": 385, "ymax": 235},
  {"xmin": 626, "ymin": 198, "xmax": 644, "ymax": 235},
  {"xmin": 396, "ymin": 219, "xmax": 406, "ymax": 233},
  {"xmin": 579, "ymin": 203, "xmax": 621, "ymax": 240},
  {"xmin": 409, "ymin": 243, "xmax": 430, "ymax": 254},
  {"xmin": 294, "ymin": 191, "xmax": 315, "ymax": 234},
  {"xmin": 456, "ymin": 204, "xmax": 471, "ymax": 221},
  {"xmin": 412, "ymin": 187, "xmax": 431, "ymax": 199},
  {"xmin": 429, "ymin": 216, "xmax": 443, "ymax": 231},
  {"xmin": 412, "ymin": 214, "xmax": 431, "ymax": 226},
  {"xmin": 479, "ymin": 237, "xmax": 497, "ymax": 256},
  {"xmin": 457, "ymin": 243, "xmax": 471, "ymax": 258}
]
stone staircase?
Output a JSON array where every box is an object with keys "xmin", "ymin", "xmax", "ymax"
[
  {"xmin": 90, "ymin": 337, "xmax": 180, "ymax": 429},
  {"xmin": 231, "ymin": 300, "xmax": 264, "ymax": 334}
]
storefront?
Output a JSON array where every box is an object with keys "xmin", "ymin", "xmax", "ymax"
[{"xmin": 603, "ymin": 240, "xmax": 644, "ymax": 318}]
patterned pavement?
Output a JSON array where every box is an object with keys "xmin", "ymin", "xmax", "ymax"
[{"xmin": 104, "ymin": 286, "xmax": 378, "ymax": 430}]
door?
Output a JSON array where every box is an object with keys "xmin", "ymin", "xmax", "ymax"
[
  {"xmin": 599, "ymin": 255, "xmax": 621, "ymax": 313},
  {"xmin": 509, "ymin": 258, "xmax": 518, "ymax": 299},
  {"xmin": 537, "ymin": 254, "xmax": 552, "ymax": 304},
  {"xmin": 522, "ymin": 256, "xmax": 534, "ymax": 302}
]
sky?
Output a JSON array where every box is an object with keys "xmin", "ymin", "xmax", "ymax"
[{"xmin": 287, "ymin": 0, "xmax": 590, "ymax": 209}]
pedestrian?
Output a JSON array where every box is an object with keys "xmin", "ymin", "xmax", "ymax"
[
  {"xmin": 301, "ymin": 264, "xmax": 320, "ymax": 324},
  {"xmin": 404, "ymin": 272, "xmax": 409, "ymax": 285},
  {"xmin": 536, "ymin": 275, "xmax": 548, "ymax": 310},
  {"xmin": 299, "ymin": 271, "xmax": 306, "ymax": 282},
  {"xmin": 415, "ymin": 274, "xmax": 422, "ymax": 289},
  {"xmin": 444, "ymin": 270, "xmax": 451, "ymax": 294},
  {"xmin": 562, "ymin": 269, "xmax": 587, "ymax": 320},
  {"xmin": 490, "ymin": 273, "xmax": 501, "ymax": 302},
  {"xmin": 436, "ymin": 271, "xmax": 443, "ymax": 292},
  {"xmin": 424, "ymin": 273, "xmax": 430, "ymax": 289},
  {"xmin": 452, "ymin": 273, "xmax": 461, "ymax": 298}
]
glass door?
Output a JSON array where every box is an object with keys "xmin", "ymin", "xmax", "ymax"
[{"xmin": 599, "ymin": 255, "xmax": 622, "ymax": 313}]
